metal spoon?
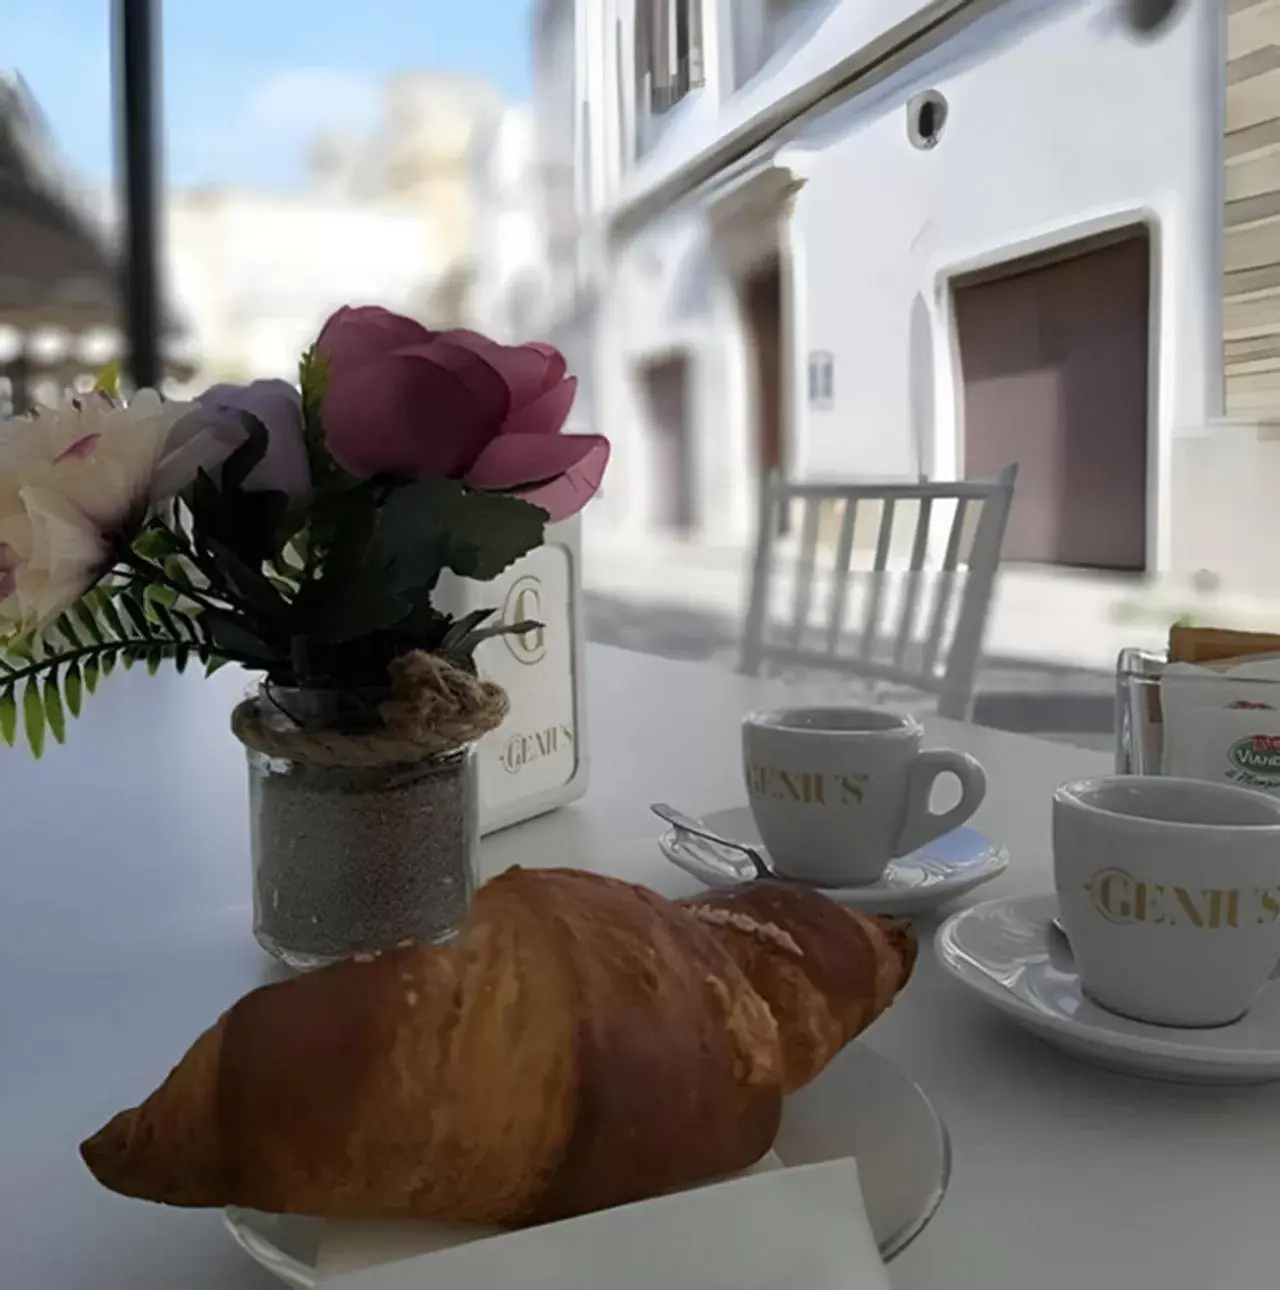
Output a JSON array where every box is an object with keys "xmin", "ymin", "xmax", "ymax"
[{"xmin": 649, "ymin": 803, "xmax": 775, "ymax": 884}]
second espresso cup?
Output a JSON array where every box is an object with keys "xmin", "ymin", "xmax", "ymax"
[
  {"xmin": 741, "ymin": 706, "xmax": 987, "ymax": 886},
  {"xmin": 1054, "ymin": 775, "xmax": 1280, "ymax": 1028}
]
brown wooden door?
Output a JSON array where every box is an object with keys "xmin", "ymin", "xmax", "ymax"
[
  {"xmin": 640, "ymin": 355, "xmax": 695, "ymax": 531},
  {"xmin": 955, "ymin": 232, "xmax": 1150, "ymax": 571}
]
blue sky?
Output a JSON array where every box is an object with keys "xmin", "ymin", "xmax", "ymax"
[{"xmin": 0, "ymin": 0, "xmax": 534, "ymax": 191}]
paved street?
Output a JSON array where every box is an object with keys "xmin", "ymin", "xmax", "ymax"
[
  {"xmin": 585, "ymin": 590, "xmax": 1117, "ymax": 752},
  {"xmin": 579, "ymin": 524, "xmax": 1280, "ymax": 756}
]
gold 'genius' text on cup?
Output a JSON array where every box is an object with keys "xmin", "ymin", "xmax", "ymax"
[
  {"xmin": 1084, "ymin": 866, "xmax": 1280, "ymax": 929},
  {"xmin": 744, "ymin": 764, "xmax": 869, "ymax": 806}
]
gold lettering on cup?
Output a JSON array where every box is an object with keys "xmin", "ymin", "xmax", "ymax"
[
  {"xmin": 744, "ymin": 766, "xmax": 868, "ymax": 807},
  {"xmin": 1258, "ymin": 887, "xmax": 1280, "ymax": 926},
  {"xmin": 1083, "ymin": 869, "xmax": 1280, "ymax": 929},
  {"xmin": 1087, "ymin": 868, "xmax": 1137, "ymax": 923},
  {"xmin": 839, "ymin": 774, "xmax": 868, "ymax": 804}
]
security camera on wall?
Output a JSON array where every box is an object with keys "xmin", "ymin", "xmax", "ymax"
[{"xmin": 1122, "ymin": 0, "xmax": 1182, "ymax": 38}]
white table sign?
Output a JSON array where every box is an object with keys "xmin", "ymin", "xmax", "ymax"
[{"xmin": 434, "ymin": 515, "xmax": 587, "ymax": 834}]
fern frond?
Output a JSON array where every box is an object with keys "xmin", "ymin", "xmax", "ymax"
[{"xmin": 0, "ymin": 594, "xmax": 227, "ymax": 756}]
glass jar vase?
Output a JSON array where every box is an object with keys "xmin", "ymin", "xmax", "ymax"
[{"xmin": 242, "ymin": 686, "xmax": 479, "ymax": 970}]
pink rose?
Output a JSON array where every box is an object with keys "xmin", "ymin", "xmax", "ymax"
[{"xmin": 317, "ymin": 306, "xmax": 609, "ymax": 522}]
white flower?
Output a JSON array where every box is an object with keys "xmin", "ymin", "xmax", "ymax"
[{"xmin": 0, "ymin": 390, "xmax": 242, "ymax": 637}]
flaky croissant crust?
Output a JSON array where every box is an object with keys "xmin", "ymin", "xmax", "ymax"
[{"xmin": 82, "ymin": 868, "xmax": 915, "ymax": 1226}]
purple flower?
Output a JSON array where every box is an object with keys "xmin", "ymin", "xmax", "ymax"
[{"xmin": 195, "ymin": 380, "xmax": 310, "ymax": 499}]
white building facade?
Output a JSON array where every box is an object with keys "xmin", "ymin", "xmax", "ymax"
[
  {"xmin": 167, "ymin": 189, "xmax": 441, "ymax": 387},
  {"xmin": 468, "ymin": 103, "xmax": 550, "ymax": 343},
  {"xmin": 527, "ymin": 0, "xmax": 603, "ymax": 437},
  {"xmin": 166, "ymin": 72, "xmax": 516, "ymax": 389},
  {"xmin": 559, "ymin": 0, "xmax": 1262, "ymax": 585}
]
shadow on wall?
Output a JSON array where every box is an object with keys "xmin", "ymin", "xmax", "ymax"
[
  {"xmin": 908, "ymin": 291, "xmax": 934, "ymax": 478},
  {"xmin": 667, "ymin": 229, "xmax": 716, "ymax": 324}
]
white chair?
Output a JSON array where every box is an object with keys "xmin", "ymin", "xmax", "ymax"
[{"xmin": 740, "ymin": 465, "xmax": 1018, "ymax": 722}]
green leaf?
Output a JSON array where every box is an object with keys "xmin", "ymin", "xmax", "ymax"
[
  {"xmin": 299, "ymin": 343, "xmax": 330, "ymax": 410},
  {"xmin": 0, "ymin": 688, "xmax": 16, "ymax": 745},
  {"xmin": 144, "ymin": 585, "xmax": 180, "ymax": 617},
  {"xmin": 99, "ymin": 651, "xmax": 117, "ymax": 678},
  {"xmin": 204, "ymin": 654, "xmax": 231, "ymax": 677},
  {"xmin": 118, "ymin": 592, "xmax": 151, "ymax": 638},
  {"xmin": 374, "ymin": 480, "xmax": 547, "ymax": 588},
  {"xmin": 306, "ymin": 564, "xmax": 411, "ymax": 644},
  {"xmin": 93, "ymin": 359, "xmax": 122, "ymax": 399},
  {"xmin": 441, "ymin": 609, "xmax": 497, "ymax": 653},
  {"xmin": 90, "ymin": 588, "xmax": 129, "ymax": 640},
  {"xmin": 173, "ymin": 645, "xmax": 191, "ymax": 675},
  {"xmin": 162, "ymin": 555, "xmax": 199, "ymax": 591},
  {"xmin": 133, "ymin": 528, "xmax": 182, "ymax": 561},
  {"xmin": 23, "ymin": 679, "xmax": 45, "ymax": 757},
  {"xmin": 201, "ymin": 609, "xmax": 280, "ymax": 664},
  {"xmin": 44, "ymin": 616, "xmax": 79, "ymax": 653},
  {"xmin": 202, "ymin": 537, "xmax": 290, "ymax": 622},
  {"xmin": 178, "ymin": 607, "xmax": 208, "ymax": 645},
  {"xmin": 278, "ymin": 538, "xmax": 306, "ymax": 574},
  {"xmin": 8, "ymin": 633, "xmax": 40, "ymax": 663},
  {"xmin": 298, "ymin": 344, "xmax": 331, "ymax": 471},
  {"xmin": 441, "ymin": 491, "xmax": 548, "ymax": 582},
  {"xmin": 146, "ymin": 647, "xmax": 165, "ymax": 676},
  {"xmin": 454, "ymin": 619, "xmax": 542, "ymax": 654},
  {"xmin": 72, "ymin": 598, "xmax": 105, "ymax": 643},
  {"xmin": 63, "ymin": 663, "xmax": 83, "ymax": 717},
  {"xmin": 82, "ymin": 659, "xmax": 100, "ymax": 694},
  {"xmin": 151, "ymin": 602, "xmax": 186, "ymax": 639},
  {"xmin": 43, "ymin": 673, "xmax": 65, "ymax": 745}
]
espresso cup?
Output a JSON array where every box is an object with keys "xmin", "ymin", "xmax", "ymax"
[
  {"xmin": 741, "ymin": 707, "xmax": 987, "ymax": 886},
  {"xmin": 1053, "ymin": 775, "xmax": 1280, "ymax": 1028}
]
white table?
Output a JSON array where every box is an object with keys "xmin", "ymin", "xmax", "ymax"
[{"xmin": 3, "ymin": 645, "xmax": 1278, "ymax": 1289}]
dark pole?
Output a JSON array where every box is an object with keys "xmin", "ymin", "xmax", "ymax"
[{"xmin": 114, "ymin": 0, "xmax": 162, "ymax": 391}]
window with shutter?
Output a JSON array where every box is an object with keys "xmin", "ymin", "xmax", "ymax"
[{"xmin": 638, "ymin": 0, "xmax": 706, "ymax": 117}]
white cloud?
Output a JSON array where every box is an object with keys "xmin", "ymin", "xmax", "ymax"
[
  {"xmin": 241, "ymin": 68, "xmax": 381, "ymax": 140},
  {"xmin": 180, "ymin": 68, "xmax": 381, "ymax": 190}
]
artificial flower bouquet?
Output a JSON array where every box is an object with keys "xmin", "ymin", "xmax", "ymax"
[{"xmin": 0, "ymin": 305, "xmax": 609, "ymax": 755}]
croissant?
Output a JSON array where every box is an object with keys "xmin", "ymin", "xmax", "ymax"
[{"xmin": 81, "ymin": 867, "xmax": 915, "ymax": 1226}]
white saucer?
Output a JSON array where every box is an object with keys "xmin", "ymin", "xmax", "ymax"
[
  {"xmin": 936, "ymin": 893, "xmax": 1280, "ymax": 1085},
  {"xmin": 659, "ymin": 805, "xmax": 1009, "ymax": 916},
  {"xmin": 224, "ymin": 1042, "xmax": 950, "ymax": 1285}
]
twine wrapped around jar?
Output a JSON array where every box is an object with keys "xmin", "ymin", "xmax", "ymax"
[{"xmin": 231, "ymin": 651, "xmax": 510, "ymax": 767}]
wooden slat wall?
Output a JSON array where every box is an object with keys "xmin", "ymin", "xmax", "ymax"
[{"xmin": 1226, "ymin": 0, "xmax": 1280, "ymax": 417}]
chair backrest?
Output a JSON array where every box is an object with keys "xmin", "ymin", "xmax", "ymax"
[{"xmin": 739, "ymin": 465, "xmax": 1018, "ymax": 721}]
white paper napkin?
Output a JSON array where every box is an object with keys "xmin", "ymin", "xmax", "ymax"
[{"xmin": 316, "ymin": 1155, "xmax": 889, "ymax": 1290}]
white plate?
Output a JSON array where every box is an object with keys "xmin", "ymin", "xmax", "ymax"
[
  {"xmin": 224, "ymin": 1042, "xmax": 950, "ymax": 1286},
  {"xmin": 936, "ymin": 893, "xmax": 1280, "ymax": 1085},
  {"xmin": 660, "ymin": 805, "xmax": 1009, "ymax": 915}
]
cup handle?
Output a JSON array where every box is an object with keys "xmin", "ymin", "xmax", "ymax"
[{"xmin": 893, "ymin": 750, "xmax": 987, "ymax": 856}]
